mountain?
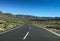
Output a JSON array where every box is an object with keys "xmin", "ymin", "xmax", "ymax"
[
  {"xmin": 15, "ymin": 15, "xmax": 60, "ymax": 21},
  {"xmin": 0, "ymin": 11, "xmax": 60, "ymax": 21},
  {"xmin": 15, "ymin": 15, "xmax": 37, "ymax": 20}
]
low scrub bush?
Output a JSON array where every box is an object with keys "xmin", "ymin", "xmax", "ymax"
[{"xmin": 46, "ymin": 26, "xmax": 60, "ymax": 30}]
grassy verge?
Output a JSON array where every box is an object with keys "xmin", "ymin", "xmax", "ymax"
[
  {"xmin": 29, "ymin": 20, "xmax": 60, "ymax": 35},
  {"xmin": 46, "ymin": 26, "xmax": 60, "ymax": 34},
  {"xmin": 0, "ymin": 19, "xmax": 24, "ymax": 32}
]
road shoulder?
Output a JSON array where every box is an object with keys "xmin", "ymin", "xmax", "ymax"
[{"xmin": 32, "ymin": 24, "xmax": 60, "ymax": 37}]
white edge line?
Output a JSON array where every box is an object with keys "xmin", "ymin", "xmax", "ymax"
[
  {"xmin": 31, "ymin": 24, "xmax": 60, "ymax": 37},
  {"xmin": 0, "ymin": 24, "xmax": 24, "ymax": 34},
  {"xmin": 40, "ymin": 26, "xmax": 60, "ymax": 37},
  {"xmin": 23, "ymin": 32, "xmax": 29, "ymax": 40}
]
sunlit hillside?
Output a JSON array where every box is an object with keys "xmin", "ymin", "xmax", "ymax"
[{"xmin": 0, "ymin": 11, "xmax": 24, "ymax": 32}]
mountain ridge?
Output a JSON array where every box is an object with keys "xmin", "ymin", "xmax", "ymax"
[{"xmin": 0, "ymin": 11, "xmax": 60, "ymax": 21}]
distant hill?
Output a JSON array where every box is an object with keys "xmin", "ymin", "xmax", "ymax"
[
  {"xmin": 0, "ymin": 11, "xmax": 60, "ymax": 21},
  {"xmin": 15, "ymin": 15, "xmax": 37, "ymax": 20},
  {"xmin": 15, "ymin": 15, "xmax": 60, "ymax": 21}
]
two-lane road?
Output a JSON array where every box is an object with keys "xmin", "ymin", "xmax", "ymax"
[{"xmin": 0, "ymin": 24, "xmax": 60, "ymax": 41}]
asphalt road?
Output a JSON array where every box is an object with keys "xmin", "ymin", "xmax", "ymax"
[{"xmin": 0, "ymin": 24, "xmax": 60, "ymax": 41}]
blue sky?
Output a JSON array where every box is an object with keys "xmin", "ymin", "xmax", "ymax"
[{"xmin": 0, "ymin": 0, "xmax": 60, "ymax": 17}]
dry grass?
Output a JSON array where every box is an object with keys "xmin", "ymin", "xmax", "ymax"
[{"xmin": 29, "ymin": 20, "xmax": 60, "ymax": 34}]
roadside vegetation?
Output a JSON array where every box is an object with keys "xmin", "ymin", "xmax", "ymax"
[
  {"xmin": 0, "ymin": 11, "xmax": 60, "ymax": 34},
  {"xmin": 29, "ymin": 19, "xmax": 60, "ymax": 34},
  {"xmin": 0, "ymin": 11, "xmax": 24, "ymax": 32}
]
